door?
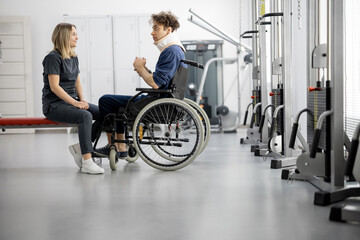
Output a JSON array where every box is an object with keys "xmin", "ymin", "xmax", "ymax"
[{"xmin": 88, "ymin": 16, "xmax": 114, "ymax": 103}]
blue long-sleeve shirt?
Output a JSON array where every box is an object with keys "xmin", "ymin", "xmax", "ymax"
[{"xmin": 152, "ymin": 45, "xmax": 186, "ymax": 89}]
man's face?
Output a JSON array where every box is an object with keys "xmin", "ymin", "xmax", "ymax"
[{"xmin": 151, "ymin": 21, "xmax": 171, "ymax": 42}]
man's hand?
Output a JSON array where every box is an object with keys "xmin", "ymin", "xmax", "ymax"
[
  {"xmin": 133, "ymin": 57, "xmax": 146, "ymax": 73},
  {"xmin": 132, "ymin": 57, "xmax": 158, "ymax": 89}
]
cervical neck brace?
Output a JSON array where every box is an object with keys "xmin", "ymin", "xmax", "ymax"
[{"xmin": 154, "ymin": 31, "xmax": 185, "ymax": 52}]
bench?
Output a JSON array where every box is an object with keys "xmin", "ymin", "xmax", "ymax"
[{"xmin": 0, "ymin": 117, "xmax": 76, "ymax": 131}]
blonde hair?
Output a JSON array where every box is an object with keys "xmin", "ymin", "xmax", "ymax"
[{"xmin": 51, "ymin": 23, "xmax": 77, "ymax": 59}]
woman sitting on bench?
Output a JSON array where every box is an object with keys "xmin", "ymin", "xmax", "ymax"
[{"xmin": 42, "ymin": 23, "xmax": 104, "ymax": 174}]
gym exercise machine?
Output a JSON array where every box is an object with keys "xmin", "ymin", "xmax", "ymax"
[
  {"xmin": 242, "ymin": 0, "xmax": 299, "ymax": 169},
  {"xmin": 188, "ymin": 8, "xmax": 252, "ymax": 133},
  {"xmin": 240, "ymin": 0, "xmax": 268, "ymax": 146},
  {"xmin": 252, "ymin": 11, "xmax": 284, "ymax": 159},
  {"xmin": 328, "ymin": 122, "xmax": 360, "ymax": 223},
  {"xmin": 182, "ymin": 40, "xmax": 224, "ymax": 128},
  {"xmin": 266, "ymin": 0, "xmax": 300, "ymax": 169},
  {"xmin": 282, "ymin": 1, "xmax": 360, "ymax": 219},
  {"xmin": 282, "ymin": 0, "xmax": 337, "ymax": 186}
]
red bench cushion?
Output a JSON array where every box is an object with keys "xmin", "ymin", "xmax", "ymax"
[{"xmin": 0, "ymin": 117, "xmax": 64, "ymax": 126}]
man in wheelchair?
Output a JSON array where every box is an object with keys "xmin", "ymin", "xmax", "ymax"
[
  {"xmin": 91, "ymin": 10, "xmax": 210, "ymax": 171},
  {"xmin": 95, "ymin": 10, "xmax": 186, "ymax": 157},
  {"xmin": 91, "ymin": 11, "xmax": 208, "ymax": 171}
]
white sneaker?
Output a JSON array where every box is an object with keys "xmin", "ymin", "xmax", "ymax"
[
  {"xmin": 81, "ymin": 159, "xmax": 105, "ymax": 174},
  {"xmin": 69, "ymin": 143, "xmax": 82, "ymax": 169}
]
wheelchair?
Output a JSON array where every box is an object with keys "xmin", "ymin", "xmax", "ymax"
[{"xmin": 92, "ymin": 59, "xmax": 211, "ymax": 171}]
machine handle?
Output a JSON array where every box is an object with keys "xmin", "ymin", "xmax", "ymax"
[
  {"xmin": 310, "ymin": 129, "xmax": 322, "ymax": 158},
  {"xmin": 258, "ymin": 114, "xmax": 265, "ymax": 134},
  {"xmin": 258, "ymin": 104, "xmax": 275, "ymax": 134},
  {"xmin": 240, "ymin": 30, "xmax": 258, "ymax": 38},
  {"xmin": 269, "ymin": 117, "xmax": 277, "ymax": 138},
  {"xmin": 289, "ymin": 123, "xmax": 299, "ymax": 149},
  {"xmin": 243, "ymin": 110, "xmax": 249, "ymax": 125},
  {"xmin": 309, "ymin": 110, "xmax": 333, "ymax": 158},
  {"xmin": 345, "ymin": 139, "xmax": 359, "ymax": 177},
  {"xmin": 259, "ymin": 12, "xmax": 284, "ymax": 20},
  {"xmin": 345, "ymin": 123, "xmax": 360, "ymax": 177},
  {"xmin": 249, "ymin": 113, "xmax": 256, "ymax": 128}
]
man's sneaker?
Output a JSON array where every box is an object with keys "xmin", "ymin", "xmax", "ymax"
[
  {"xmin": 81, "ymin": 159, "xmax": 104, "ymax": 174},
  {"xmin": 117, "ymin": 151, "xmax": 128, "ymax": 159},
  {"xmin": 94, "ymin": 144, "xmax": 111, "ymax": 157},
  {"xmin": 69, "ymin": 143, "xmax": 82, "ymax": 169}
]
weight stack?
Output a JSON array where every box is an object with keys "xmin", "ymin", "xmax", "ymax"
[
  {"xmin": 252, "ymin": 89, "xmax": 262, "ymax": 126},
  {"xmin": 307, "ymin": 87, "xmax": 328, "ymax": 150},
  {"xmin": 270, "ymin": 88, "xmax": 284, "ymax": 136}
]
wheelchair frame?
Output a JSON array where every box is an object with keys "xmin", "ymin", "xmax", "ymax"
[{"xmin": 92, "ymin": 59, "xmax": 211, "ymax": 171}]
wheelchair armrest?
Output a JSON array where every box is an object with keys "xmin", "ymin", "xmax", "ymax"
[
  {"xmin": 181, "ymin": 59, "xmax": 204, "ymax": 69},
  {"xmin": 135, "ymin": 88, "xmax": 173, "ymax": 94}
]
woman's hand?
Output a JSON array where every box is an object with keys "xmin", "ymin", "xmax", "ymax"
[{"xmin": 73, "ymin": 100, "xmax": 89, "ymax": 109}]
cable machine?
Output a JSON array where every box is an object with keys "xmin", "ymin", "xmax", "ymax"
[
  {"xmin": 282, "ymin": 1, "xmax": 360, "ymax": 220},
  {"xmin": 182, "ymin": 40, "xmax": 224, "ymax": 125},
  {"xmin": 240, "ymin": 0, "xmax": 267, "ymax": 146},
  {"xmin": 243, "ymin": 0, "xmax": 299, "ymax": 169},
  {"xmin": 188, "ymin": 9, "xmax": 252, "ymax": 132}
]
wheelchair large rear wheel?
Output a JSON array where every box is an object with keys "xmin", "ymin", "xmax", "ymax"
[
  {"xmin": 151, "ymin": 99, "xmax": 210, "ymax": 160},
  {"xmin": 184, "ymin": 98, "xmax": 211, "ymax": 155},
  {"xmin": 133, "ymin": 98, "xmax": 204, "ymax": 171}
]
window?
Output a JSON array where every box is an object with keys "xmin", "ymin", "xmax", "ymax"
[{"xmin": 344, "ymin": 0, "xmax": 360, "ymax": 138}]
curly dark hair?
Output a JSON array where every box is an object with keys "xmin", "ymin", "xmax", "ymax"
[{"xmin": 150, "ymin": 11, "xmax": 180, "ymax": 32}]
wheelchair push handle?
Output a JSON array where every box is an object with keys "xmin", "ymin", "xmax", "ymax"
[{"xmin": 181, "ymin": 59, "xmax": 204, "ymax": 69}]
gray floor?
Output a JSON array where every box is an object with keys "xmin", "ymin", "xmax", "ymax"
[{"xmin": 0, "ymin": 128, "xmax": 359, "ymax": 240}]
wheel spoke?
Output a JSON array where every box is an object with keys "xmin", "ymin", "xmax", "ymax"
[{"xmin": 133, "ymin": 99, "xmax": 204, "ymax": 170}]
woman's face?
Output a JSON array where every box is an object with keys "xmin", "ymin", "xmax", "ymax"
[
  {"xmin": 69, "ymin": 26, "xmax": 78, "ymax": 48},
  {"xmin": 151, "ymin": 21, "xmax": 171, "ymax": 43}
]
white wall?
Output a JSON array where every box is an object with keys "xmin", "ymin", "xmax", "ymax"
[{"xmin": 0, "ymin": 0, "xmax": 253, "ymax": 119}]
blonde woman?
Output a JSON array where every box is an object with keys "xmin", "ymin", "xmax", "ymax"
[{"xmin": 42, "ymin": 23, "xmax": 104, "ymax": 174}]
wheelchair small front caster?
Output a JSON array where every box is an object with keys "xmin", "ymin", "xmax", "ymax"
[
  {"xmin": 109, "ymin": 146, "xmax": 118, "ymax": 170},
  {"xmin": 126, "ymin": 144, "xmax": 139, "ymax": 163}
]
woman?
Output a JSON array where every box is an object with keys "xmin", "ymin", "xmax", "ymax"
[{"xmin": 42, "ymin": 23, "xmax": 104, "ymax": 174}]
